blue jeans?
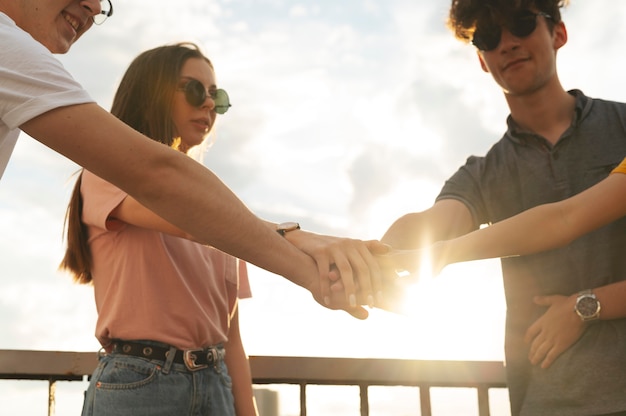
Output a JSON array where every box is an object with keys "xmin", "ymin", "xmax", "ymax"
[{"xmin": 81, "ymin": 346, "xmax": 235, "ymax": 416}]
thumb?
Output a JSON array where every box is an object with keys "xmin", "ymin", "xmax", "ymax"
[
  {"xmin": 533, "ymin": 295, "xmax": 555, "ymax": 306},
  {"xmin": 344, "ymin": 306, "xmax": 369, "ymax": 320},
  {"xmin": 366, "ymin": 241, "xmax": 392, "ymax": 255}
]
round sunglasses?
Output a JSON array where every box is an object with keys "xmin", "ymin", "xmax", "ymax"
[
  {"xmin": 472, "ymin": 10, "xmax": 553, "ymax": 52},
  {"xmin": 178, "ymin": 78, "xmax": 232, "ymax": 115}
]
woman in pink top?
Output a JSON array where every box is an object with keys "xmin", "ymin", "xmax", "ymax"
[{"xmin": 61, "ymin": 43, "xmax": 257, "ymax": 416}]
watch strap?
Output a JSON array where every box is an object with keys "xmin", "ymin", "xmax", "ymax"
[{"xmin": 276, "ymin": 222, "xmax": 300, "ymax": 236}]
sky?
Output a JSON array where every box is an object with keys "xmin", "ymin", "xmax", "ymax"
[{"xmin": 1, "ymin": 0, "xmax": 626, "ymax": 415}]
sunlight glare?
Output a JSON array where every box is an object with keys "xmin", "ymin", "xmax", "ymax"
[{"xmin": 397, "ymin": 248, "xmax": 438, "ymax": 318}]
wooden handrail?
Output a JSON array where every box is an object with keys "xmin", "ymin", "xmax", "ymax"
[
  {"xmin": 0, "ymin": 350, "xmax": 506, "ymax": 385},
  {"xmin": 0, "ymin": 350, "xmax": 507, "ymax": 416}
]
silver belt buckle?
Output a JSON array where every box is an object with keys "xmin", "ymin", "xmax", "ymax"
[
  {"xmin": 183, "ymin": 349, "xmax": 208, "ymax": 371},
  {"xmin": 209, "ymin": 348, "xmax": 219, "ymax": 364}
]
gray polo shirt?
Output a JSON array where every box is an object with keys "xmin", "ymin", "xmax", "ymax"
[{"xmin": 438, "ymin": 90, "xmax": 626, "ymax": 416}]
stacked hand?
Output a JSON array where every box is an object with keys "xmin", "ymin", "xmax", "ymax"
[
  {"xmin": 288, "ymin": 231, "xmax": 391, "ymax": 318},
  {"xmin": 321, "ymin": 244, "xmax": 432, "ymax": 315},
  {"xmin": 289, "ymin": 231, "xmax": 429, "ymax": 317}
]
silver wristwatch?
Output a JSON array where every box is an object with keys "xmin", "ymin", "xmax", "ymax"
[{"xmin": 574, "ymin": 289, "xmax": 601, "ymax": 322}]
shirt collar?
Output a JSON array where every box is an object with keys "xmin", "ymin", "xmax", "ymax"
[{"xmin": 505, "ymin": 89, "xmax": 590, "ymax": 145}]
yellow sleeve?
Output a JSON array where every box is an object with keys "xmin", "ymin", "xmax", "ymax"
[{"xmin": 611, "ymin": 158, "xmax": 626, "ymax": 175}]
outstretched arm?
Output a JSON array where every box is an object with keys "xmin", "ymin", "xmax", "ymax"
[
  {"xmin": 378, "ymin": 199, "xmax": 475, "ymax": 275},
  {"xmin": 22, "ymin": 103, "xmax": 369, "ymax": 317},
  {"xmin": 434, "ymin": 171, "xmax": 626, "ymax": 268},
  {"xmin": 111, "ymin": 192, "xmax": 389, "ymax": 309},
  {"xmin": 381, "ymin": 165, "xmax": 626, "ymax": 277},
  {"xmin": 382, "ymin": 199, "xmax": 475, "ymax": 250}
]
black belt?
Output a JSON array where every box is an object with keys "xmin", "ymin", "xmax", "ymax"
[{"xmin": 111, "ymin": 340, "xmax": 224, "ymax": 371}]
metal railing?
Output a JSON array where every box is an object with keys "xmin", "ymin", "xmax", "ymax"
[{"xmin": 0, "ymin": 349, "xmax": 507, "ymax": 416}]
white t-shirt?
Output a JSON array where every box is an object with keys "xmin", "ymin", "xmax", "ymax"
[{"xmin": 0, "ymin": 12, "xmax": 94, "ymax": 178}]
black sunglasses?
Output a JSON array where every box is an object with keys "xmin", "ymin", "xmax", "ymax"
[
  {"xmin": 93, "ymin": 0, "xmax": 113, "ymax": 25},
  {"xmin": 472, "ymin": 10, "xmax": 553, "ymax": 52},
  {"xmin": 178, "ymin": 78, "xmax": 232, "ymax": 115}
]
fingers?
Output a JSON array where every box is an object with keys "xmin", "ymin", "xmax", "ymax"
[
  {"xmin": 358, "ymin": 245, "xmax": 386, "ymax": 308},
  {"xmin": 528, "ymin": 336, "xmax": 564, "ymax": 369},
  {"xmin": 332, "ymin": 250, "xmax": 360, "ymax": 308},
  {"xmin": 533, "ymin": 295, "xmax": 555, "ymax": 306},
  {"xmin": 303, "ymin": 235, "xmax": 390, "ymax": 309},
  {"xmin": 524, "ymin": 295, "xmax": 583, "ymax": 369},
  {"xmin": 327, "ymin": 239, "xmax": 384, "ymax": 308},
  {"xmin": 365, "ymin": 240, "xmax": 392, "ymax": 255},
  {"xmin": 328, "ymin": 267, "xmax": 343, "ymax": 292},
  {"xmin": 539, "ymin": 347, "xmax": 560, "ymax": 369},
  {"xmin": 344, "ymin": 305, "xmax": 369, "ymax": 320},
  {"xmin": 526, "ymin": 315, "xmax": 551, "ymax": 366},
  {"xmin": 524, "ymin": 321, "xmax": 541, "ymax": 344},
  {"xmin": 315, "ymin": 287, "xmax": 369, "ymax": 320},
  {"xmin": 528, "ymin": 336, "xmax": 547, "ymax": 366},
  {"xmin": 316, "ymin": 253, "xmax": 332, "ymax": 306}
]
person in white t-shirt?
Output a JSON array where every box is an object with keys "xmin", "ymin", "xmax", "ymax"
[{"xmin": 0, "ymin": 0, "xmax": 392, "ymax": 318}]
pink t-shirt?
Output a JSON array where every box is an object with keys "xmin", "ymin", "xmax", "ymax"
[{"xmin": 80, "ymin": 170, "xmax": 251, "ymax": 350}]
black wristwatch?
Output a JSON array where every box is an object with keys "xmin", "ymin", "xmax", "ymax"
[
  {"xmin": 276, "ymin": 222, "xmax": 300, "ymax": 236},
  {"xmin": 574, "ymin": 289, "xmax": 601, "ymax": 322}
]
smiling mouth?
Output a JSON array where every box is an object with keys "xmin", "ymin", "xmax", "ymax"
[
  {"xmin": 503, "ymin": 57, "xmax": 529, "ymax": 71},
  {"xmin": 63, "ymin": 12, "xmax": 80, "ymax": 32}
]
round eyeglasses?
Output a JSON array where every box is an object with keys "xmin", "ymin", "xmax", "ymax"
[
  {"xmin": 178, "ymin": 79, "xmax": 232, "ymax": 115},
  {"xmin": 93, "ymin": 0, "xmax": 113, "ymax": 25},
  {"xmin": 472, "ymin": 10, "xmax": 552, "ymax": 52}
]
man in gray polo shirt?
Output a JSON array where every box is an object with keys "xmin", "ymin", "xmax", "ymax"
[{"xmin": 382, "ymin": 1, "xmax": 626, "ymax": 415}]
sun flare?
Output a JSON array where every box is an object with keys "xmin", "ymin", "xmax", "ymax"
[{"xmin": 375, "ymin": 259, "xmax": 507, "ymax": 361}]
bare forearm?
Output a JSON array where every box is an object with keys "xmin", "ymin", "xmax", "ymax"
[
  {"xmin": 382, "ymin": 199, "xmax": 475, "ymax": 249},
  {"xmin": 438, "ymin": 173, "xmax": 626, "ymax": 267},
  {"xmin": 595, "ymin": 281, "xmax": 626, "ymax": 321},
  {"xmin": 438, "ymin": 203, "xmax": 574, "ymax": 265},
  {"xmin": 23, "ymin": 104, "xmax": 317, "ymax": 287}
]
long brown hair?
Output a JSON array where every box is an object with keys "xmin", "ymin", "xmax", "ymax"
[{"xmin": 59, "ymin": 43, "xmax": 213, "ymax": 284}]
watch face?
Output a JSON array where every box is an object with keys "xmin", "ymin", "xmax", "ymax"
[{"xmin": 577, "ymin": 296, "xmax": 599, "ymax": 318}]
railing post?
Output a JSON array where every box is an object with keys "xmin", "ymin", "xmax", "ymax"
[
  {"xmin": 359, "ymin": 384, "xmax": 369, "ymax": 416},
  {"xmin": 477, "ymin": 385, "xmax": 491, "ymax": 416},
  {"xmin": 48, "ymin": 379, "xmax": 56, "ymax": 416},
  {"xmin": 419, "ymin": 384, "xmax": 432, "ymax": 416},
  {"xmin": 299, "ymin": 382, "xmax": 307, "ymax": 416}
]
